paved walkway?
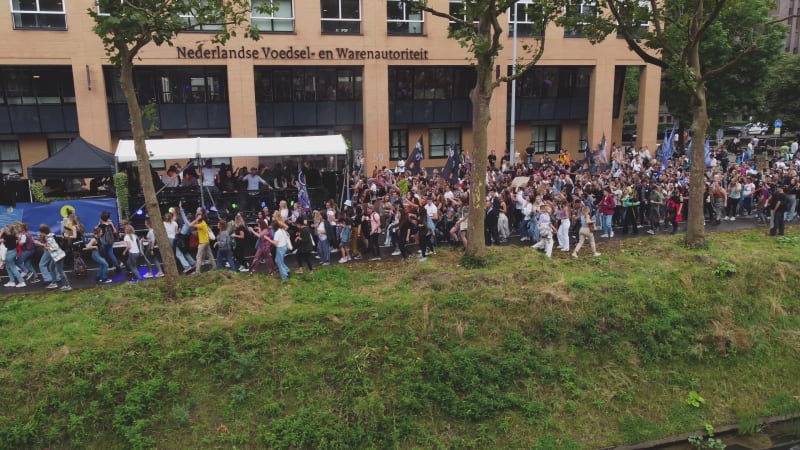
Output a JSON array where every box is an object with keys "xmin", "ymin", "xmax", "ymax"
[{"xmin": 0, "ymin": 214, "xmax": 791, "ymax": 294}]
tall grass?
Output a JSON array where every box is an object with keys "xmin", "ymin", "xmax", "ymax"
[{"xmin": 0, "ymin": 229, "xmax": 798, "ymax": 448}]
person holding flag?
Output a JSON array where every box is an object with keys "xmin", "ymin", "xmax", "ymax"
[
  {"xmin": 405, "ymin": 135, "xmax": 425, "ymax": 176},
  {"xmin": 297, "ymin": 160, "xmax": 311, "ymax": 213},
  {"xmin": 441, "ymin": 144, "xmax": 460, "ymax": 185}
]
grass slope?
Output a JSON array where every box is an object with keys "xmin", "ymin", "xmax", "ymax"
[{"xmin": 0, "ymin": 229, "xmax": 799, "ymax": 449}]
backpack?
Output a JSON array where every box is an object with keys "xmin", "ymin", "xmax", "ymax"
[
  {"xmin": 101, "ymin": 223, "xmax": 115, "ymax": 246},
  {"xmin": 216, "ymin": 230, "xmax": 231, "ymax": 251}
]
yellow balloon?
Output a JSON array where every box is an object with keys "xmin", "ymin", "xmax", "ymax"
[{"xmin": 60, "ymin": 205, "xmax": 75, "ymax": 218}]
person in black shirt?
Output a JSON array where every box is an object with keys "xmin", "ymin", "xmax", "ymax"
[
  {"xmin": 488, "ymin": 150, "xmax": 497, "ymax": 170},
  {"xmin": 770, "ymin": 187, "xmax": 787, "ymax": 236}
]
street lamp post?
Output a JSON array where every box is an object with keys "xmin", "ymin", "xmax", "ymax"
[{"xmin": 509, "ymin": 8, "xmax": 519, "ymax": 167}]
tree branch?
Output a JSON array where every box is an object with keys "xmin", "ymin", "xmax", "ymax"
[{"xmin": 604, "ymin": 0, "xmax": 667, "ymax": 67}]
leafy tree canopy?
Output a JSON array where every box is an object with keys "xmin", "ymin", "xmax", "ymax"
[{"xmin": 764, "ymin": 54, "xmax": 800, "ymax": 130}]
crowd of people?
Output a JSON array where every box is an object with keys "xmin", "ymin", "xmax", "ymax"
[{"xmin": 2, "ymin": 136, "xmax": 797, "ymax": 290}]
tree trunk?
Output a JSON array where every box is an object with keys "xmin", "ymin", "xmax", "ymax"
[
  {"xmin": 465, "ymin": 64, "xmax": 493, "ymax": 258},
  {"xmin": 685, "ymin": 46, "xmax": 710, "ymax": 248},
  {"xmin": 119, "ymin": 55, "xmax": 180, "ymax": 299}
]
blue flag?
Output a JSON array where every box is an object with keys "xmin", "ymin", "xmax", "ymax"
[
  {"xmin": 405, "ymin": 135, "xmax": 424, "ymax": 175},
  {"xmin": 662, "ymin": 127, "xmax": 675, "ymax": 167},
  {"xmin": 297, "ymin": 160, "xmax": 311, "ymax": 212},
  {"xmin": 704, "ymin": 139, "xmax": 711, "ymax": 168}
]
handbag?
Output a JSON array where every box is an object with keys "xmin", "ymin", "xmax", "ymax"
[{"xmin": 207, "ymin": 227, "xmax": 216, "ymax": 241}]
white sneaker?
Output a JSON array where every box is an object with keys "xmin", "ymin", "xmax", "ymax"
[
  {"xmin": 520, "ymin": 237, "xmax": 529, "ymax": 241},
  {"xmin": 15, "ymin": 282, "xmax": 26, "ymax": 288},
  {"xmin": 600, "ymin": 234, "xmax": 609, "ymax": 238},
  {"xmin": 646, "ymin": 230, "xmax": 655, "ymax": 235},
  {"xmin": 238, "ymin": 266, "xmax": 249, "ymax": 272},
  {"xmin": 593, "ymin": 253, "xmax": 602, "ymax": 257},
  {"xmin": 730, "ymin": 217, "xmax": 735, "ymax": 221},
  {"xmin": 4, "ymin": 282, "xmax": 16, "ymax": 287},
  {"xmin": 143, "ymin": 273, "xmax": 153, "ymax": 279},
  {"xmin": 571, "ymin": 253, "xmax": 577, "ymax": 259},
  {"xmin": 391, "ymin": 250, "xmax": 401, "ymax": 256},
  {"xmin": 338, "ymin": 257, "xmax": 348, "ymax": 264},
  {"xmin": 46, "ymin": 282, "xmax": 59, "ymax": 289},
  {"xmin": 610, "ymin": 232, "xmax": 614, "ymax": 237}
]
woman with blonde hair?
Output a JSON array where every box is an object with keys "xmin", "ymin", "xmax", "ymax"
[
  {"xmin": 572, "ymin": 206, "xmax": 601, "ymax": 259},
  {"xmin": 121, "ymin": 224, "xmax": 143, "ymax": 282}
]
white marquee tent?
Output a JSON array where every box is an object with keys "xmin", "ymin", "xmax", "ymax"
[{"xmin": 115, "ymin": 135, "xmax": 348, "ymax": 163}]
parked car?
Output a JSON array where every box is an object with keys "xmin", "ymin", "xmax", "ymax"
[
  {"xmin": 722, "ymin": 125, "xmax": 745, "ymax": 137},
  {"xmin": 744, "ymin": 122, "xmax": 769, "ymax": 135}
]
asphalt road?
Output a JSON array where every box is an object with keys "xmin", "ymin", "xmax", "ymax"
[{"xmin": 0, "ymin": 214, "xmax": 791, "ymax": 294}]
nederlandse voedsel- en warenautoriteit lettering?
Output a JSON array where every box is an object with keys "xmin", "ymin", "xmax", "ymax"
[{"xmin": 176, "ymin": 46, "xmax": 430, "ymax": 60}]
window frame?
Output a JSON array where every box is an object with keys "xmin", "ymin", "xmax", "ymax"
[
  {"xmin": 531, "ymin": 125, "xmax": 561, "ymax": 154},
  {"xmin": 10, "ymin": 0, "xmax": 67, "ymax": 30},
  {"xmin": 564, "ymin": 0, "xmax": 597, "ymax": 37},
  {"xmin": 387, "ymin": 0, "xmax": 424, "ymax": 35},
  {"xmin": 389, "ymin": 129, "xmax": 409, "ymax": 161},
  {"xmin": 180, "ymin": 0, "xmax": 224, "ymax": 32},
  {"xmin": 47, "ymin": 137, "xmax": 74, "ymax": 157},
  {"xmin": 0, "ymin": 141, "xmax": 22, "ymax": 176},
  {"xmin": 251, "ymin": 0, "xmax": 295, "ymax": 32},
  {"xmin": 448, "ymin": 0, "xmax": 479, "ymax": 31},
  {"xmin": 321, "ymin": 0, "xmax": 361, "ymax": 34},
  {"xmin": 429, "ymin": 127, "xmax": 461, "ymax": 159},
  {"xmin": 508, "ymin": 0, "xmax": 543, "ymax": 38}
]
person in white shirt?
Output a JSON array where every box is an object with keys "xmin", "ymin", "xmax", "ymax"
[
  {"xmin": 241, "ymin": 167, "xmax": 270, "ymax": 211},
  {"xmin": 200, "ymin": 160, "xmax": 217, "ymax": 188},
  {"xmin": 265, "ymin": 221, "xmax": 292, "ymax": 280},
  {"xmin": 161, "ymin": 167, "xmax": 180, "ymax": 188}
]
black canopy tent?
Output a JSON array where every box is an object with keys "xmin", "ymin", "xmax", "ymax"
[{"xmin": 28, "ymin": 136, "xmax": 116, "ymax": 180}]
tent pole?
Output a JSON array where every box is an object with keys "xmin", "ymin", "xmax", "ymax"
[
  {"xmin": 114, "ymin": 157, "xmax": 122, "ymax": 224},
  {"xmin": 28, "ymin": 179, "xmax": 33, "ymax": 203}
]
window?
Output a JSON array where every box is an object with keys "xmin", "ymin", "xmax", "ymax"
[
  {"xmin": 254, "ymin": 68, "xmax": 362, "ymax": 103},
  {"xmin": 252, "ymin": 0, "xmax": 294, "ymax": 32},
  {"xmin": 388, "ymin": 67, "xmax": 475, "ymax": 101},
  {"xmin": 448, "ymin": 0, "xmax": 478, "ymax": 32},
  {"xmin": 47, "ymin": 138, "xmax": 73, "ymax": 157},
  {"xmin": 509, "ymin": 0, "xmax": 543, "ymax": 37},
  {"xmin": 429, "ymin": 128, "xmax": 461, "ymax": 159},
  {"xmin": 104, "ymin": 67, "xmax": 227, "ymax": 105},
  {"xmin": 387, "ymin": 0, "xmax": 424, "ymax": 35},
  {"xmin": 181, "ymin": 0, "xmax": 224, "ymax": 31},
  {"xmin": 11, "ymin": 0, "xmax": 66, "ymax": 30},
  {"xmin": 321, "ymin": 0, "xmax": 360, "ymax": 34},
  {"xmin": 0, "ymin": 67, "xmax": 75, "ymax": 105},
  {"xmin": 389, "ymin": 129, "xmax": 408, "ymax": 161},
  {"xmin": 0, "ymin": 141, "xmax": 22, "ymax": 176},
  {"xmin": 532, "ymin": 126, "xmax": 561, "ymax": 153},
  {"xmin": 96, "ymin": 0, "xmax": 122, "ymax": 16},
  {"xmin": 579, "ymin": 125, "xmax": 588, "ymax": 153},
  {"xmin": 515, "ymin": 67, "xmax": 590, "ymax": 99},
  {"xmin": 564, "ymin": 0, "xmax": 596, "ymax": 37}
]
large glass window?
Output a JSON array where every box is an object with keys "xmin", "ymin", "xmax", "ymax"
[
  {"xmin": 254, "ymin": 67, "xmax": 362, "ymax": 103},
  {"xmin": 509, "ymin": 0, "xmax": 543, "ymax": 37},
  {"xmin": 515, "ymin": 67, "xmax": 591, "ymax": 99},
  {"xmin": 11, "ymin": 0, "xmax": 66, "ymax": 30},
  {"xmin": 321, "ymin": 0, "xmax": 360, "ymax": 34},
  {"xmin": 564, "ymin": 0, "xmax": 597, "ymax": 37},
  {"xmin": 104, "ymin": 67, "xmax": 227, "ymax": 105},
  {"xmin": 387, "ymin": 0, "xmax": 424, "ymax": 35},
  {"xmin": 389, "ymin": 129, "xmax": 408, "ymax": 161},
  {"xmin": 532, "ymin": 126, "xmax": 561, "ymax": 153},
  {"xmin": 0, "ymin": 141, "xmax": 22, "ymax": 176},
  {"xmin": 252, "ymin": 0, "xmax": 294, "ymax": 32},
  {"xmin": 389, "ymin": 67, "xmax": 475, "ymax": 101},
  {"xmin": 0, "ymin": 67, "xmax": 75, "ymax": 105},
  {"xmin": 429, "ymin": 128, "xmax": 461, "ymax": 159}
]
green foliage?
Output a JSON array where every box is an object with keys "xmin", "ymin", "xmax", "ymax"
[
  {"xmin": 764, "ymin": 54, "xmax": 800, "ymax": 130},
  {"xmin": 688, "ymin": 423, "xmax": 727, "ymax": 449},
  {"xmin": 713, "ymin": 261, "xmax": 737, "ymax": 278},
  {"xmin": 29, "ymin": 182, "xmax": 49, "ymax": 204},
  {"xmin": 113, "ymin": 172, "xmax": 129, "ymax": 217},
  {"xmin": 1, "ymin": 229, "xmax": 799, "ymax": 448},
  {"xmin": 687, "ymin": 390, "xmax": 706, "ymax": 408}
]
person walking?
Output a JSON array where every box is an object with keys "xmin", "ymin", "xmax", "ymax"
[
  {"xmin": 40, "ymin": 224, "xmax": 70, "ymax": 291},
  {"xmin": 267, "ymin": 221, "xmax": 292, "ymax": 280},
  {"xmin": 190, "ymin": 207, "xmax": 214, "ymax": 273},
  {"xmin": 572, "ymin": 206, "xmax": 601, "ymax": 258},
  {"xmin": 86, "ymin": 227, "xmax": 111, "ymax": 284},
  {"xmin": 97, "ymin": 211, "xmax": 122, "ymax": 272},
  {"xmin": 121, "ymin": 225, "xmax": 143, "ymax": 282},
  {"xmin": 142, "ymin": 219, "xmax": 164, "ymax": 278},
  {"xmin": 294, "ymin": 217, "xmax": 315, "ymax": 274},
  {"xmin": 531, "ymin": 205, "xmax": 556, "ymax": 258},
  {"xmin": 214, "ymin": 219, "xmax": 237, "ymax": 273},
  {"xmin": 1, "ymin": 225, "xmax": 25, "ymax": 287},
  {"xmin": 248, "ymin": 220, "xmax": 278, "ymax": 275},
  {"xmin": 368, "ymin": 203, "xmax": 382, "ymax": 260},
  {"xmin": 599, "ymin": 187, "xmax": 616, "ymax": 238},
  {"xmin": 770, "ymin": 187, "xmax": 787, "ymax": 236},
  {"xmin": 556, "ymin": 202, "xmax": 571, "ymax": 252}
]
